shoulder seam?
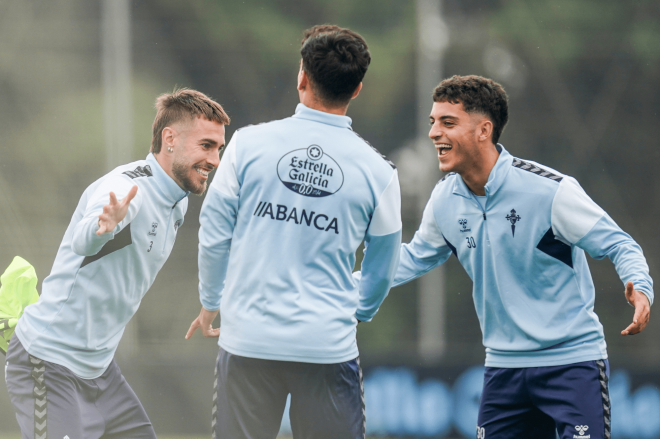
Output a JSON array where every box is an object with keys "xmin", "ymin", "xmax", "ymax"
[
  {"xmin": 350, "ymin": 130, "xmax": 396, "ymax": 169},
  {"xmin": 511, "ymin": 158, "xmax": 563, "ymax": 182}
]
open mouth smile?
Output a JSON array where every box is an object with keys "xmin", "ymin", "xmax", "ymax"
[
  {"xmin": 195, "ymin": 167, "xmax": 212, "ymax": 179},
  {"xmin": 436, "ymin": 143, "xmax": 452, "ymax": 157}
]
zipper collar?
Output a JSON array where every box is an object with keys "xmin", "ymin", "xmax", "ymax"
[
  {"xmin": 146, "ymin": 153, "xmax": 190, "ymax": 206},
  {"xmin": 292, "ymin": 103, "xmax": 353, "ymax": 129},
  {"xmin": 452, "ymin": 144, "xmax": 513, "ymax": 199}
]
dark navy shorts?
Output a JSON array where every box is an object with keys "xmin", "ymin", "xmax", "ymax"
[
  {"xmin": 213, "ymin": 347, "xmax": 365, "ymax": 439},
  {"xmin": 5, "ymin": 336, "xmax": 156, "ymax": 439},
  {"xmin": 477, "ymin": 360, "xmax": 610, "ymax": 439}
]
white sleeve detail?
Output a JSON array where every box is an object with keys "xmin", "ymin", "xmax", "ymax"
[
  {"xmin": 211, "ymin": 132, "xmax": 240, "ymax": 198},
  {"xmin": 418, "ymin": 196, "xmax": 445, "ymax": 247},
  {"xmin": 367, "ymin": 170, "xmax": 402, "ymax": 237},
  {"xmin": 551, "ymin": 177, "xmax": 605, "ymax": 244}
]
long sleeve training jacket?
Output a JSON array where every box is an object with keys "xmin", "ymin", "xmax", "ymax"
[
  {"xmin": 17, "ymin": 154, "xmax": 188, "ymax": 378},
  {"xmin": 395, "ymin": 145, "xmax": 653, "ymax": 368},
  {"xmin": 198, "ymin": 104, "xmax": 402, "ymax": 364}
]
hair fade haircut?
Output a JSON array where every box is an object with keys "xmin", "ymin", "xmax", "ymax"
[
  {"xmin": 300, "ymin": 24, "xmax": 371, "ymax": 107},
  {"xmin": 433, "ymin": 75, "xmax": 509, "ymax": 144},
  {"xmin": 151, "ymin": 88, "xmax": 230, "ymax": 153}
]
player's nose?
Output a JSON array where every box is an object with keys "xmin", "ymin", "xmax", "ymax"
[
  {"xmin": 207, "ymin": 150, "xmax": 221, "ymax": 169},
  {"xmin": 428, "ymin": 123, "xmax": 443, "ymax": 140}
]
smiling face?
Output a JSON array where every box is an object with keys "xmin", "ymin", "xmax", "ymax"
[
  {"xmin": 429, "ymin": 100, "xmax": 489, "ymax": 175},
  {"xmin": 169, "ymin": 116, "xmax": 226, "ymax": 195}
]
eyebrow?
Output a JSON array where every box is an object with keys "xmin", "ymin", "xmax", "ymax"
[
  {"xmin": 200, "ymin": 138, "xmax": 219, "ymax": 146},
  {"xmin": 430, "ymin": 115, "xmax": 459, "ymax": 121}
]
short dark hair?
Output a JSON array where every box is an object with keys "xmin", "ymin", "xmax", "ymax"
[
  {"xmin": 300, "ymin": 25, "xmax": 371, "ymax": 107},
  {"xmin": 151, "ymin": 88, "xmax": 230, "ymax": 153},
  {"xmin": 433, "ymin": 75, "xmax": 509, "ymax": 144}
]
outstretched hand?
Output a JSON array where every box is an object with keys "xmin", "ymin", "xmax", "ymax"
[
  {"xmin": 621, "ymin": 281, "xmax": 651, "ymax": 336},
  {"xmin": 185, "ymin": 307, "xmax": 220, "ymax": 339},
  {"xmin": 96, "ymin": 185, "xmax": 138, "ymax": 235}
]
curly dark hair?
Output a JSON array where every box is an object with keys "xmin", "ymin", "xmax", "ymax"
[
  {"xmin": 433, "ymin": 75, "xmax": 509, "ymax": 144},
  {"xmin": 300, "ymin": 25, "xmax": 371, "ymax": 107}
]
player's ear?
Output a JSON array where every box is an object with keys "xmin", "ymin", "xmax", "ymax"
[
  {"xmin": 297, "ymin": 61, "xmax": 307, "ymax": 91},
  {"xmin": 162, "ymin": 127, "xmax": 176, "ymax": 148},
  {"xmin": 351, "ymin": 82, "xmax": 363, "ymax": 100},
  {"xmin": 478, "ymin": 119, "xmax": 493, "ymax": 142}
]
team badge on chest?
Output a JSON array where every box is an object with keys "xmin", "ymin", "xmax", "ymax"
[{"xmin": 505, "ymin": 209, "xmax": 521, "ymax": 237}]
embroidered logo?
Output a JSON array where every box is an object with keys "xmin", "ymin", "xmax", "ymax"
[
  {"xmin": 477, "ymin": 426, "xmax": 486, "ymax": 439},
  {"xmin": 148, "ymin": 222, "xmax": 158, "ymax": 236},
  {"xmin": 174, "ymin": 219, "xmax": 182, "ymax": 232},
  {"xmin": 458, "ymin": 218, "xmax": 471, "ymax": 233},
  {"xmin": 574, "ymin": 425, "xmax": 590, "ymax": 438},
  {"xmin": 505, "ymin": 209, "xmax": 521, "ymax": 237}
]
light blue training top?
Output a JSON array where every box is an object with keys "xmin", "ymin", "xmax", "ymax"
[
  {"xmin": 17, "ymin": 154, "xmax": 188, "ymax": 378},
  {"xmin": 394, "ymin": 145, "xmax": 653, "ymax": 368},
  {"xmin": 198, "ymin": 104, "xmax": 402, "ymax": 364}
]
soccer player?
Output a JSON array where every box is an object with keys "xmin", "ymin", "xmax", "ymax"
[
  {"xmin": 393, "ymin": 75, "xmax": 653, "ymax": 439},
  {"xmin": 185, "ymin": 25, "xmax": 401, "ymax": 439},
  {"xmin": 5, "ymin": 89, "xmax": 229, "ymax": 438}
]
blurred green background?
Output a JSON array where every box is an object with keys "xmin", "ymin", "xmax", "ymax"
[{"xmin": 1, "ymin": 0, "xmax": 659, "ymax": 437}]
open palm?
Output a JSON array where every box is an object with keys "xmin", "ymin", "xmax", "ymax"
[{"xmin": 96, "ymin": 185, "xmax": 138, "ymax": 235}]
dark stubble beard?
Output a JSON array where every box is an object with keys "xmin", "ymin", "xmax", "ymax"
[{"xmin": 172, "ymin": 158, "xmax": 207, "ymax": 196}]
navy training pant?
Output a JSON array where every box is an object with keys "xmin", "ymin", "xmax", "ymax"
[
  {"xmin": 477, "ymin": 360, "xmax": 610, "ymax": 439},
  {"xmin": 213, "ymin": 347, "xmax": 365, "ymax": 439}
]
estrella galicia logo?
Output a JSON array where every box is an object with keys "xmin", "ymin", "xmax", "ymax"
[
  {"xmin": 174, "ymin": 219, "xmax": 181, "ymax": 232},
  {"xmin": 148, "ymin": 222, "xmax": 158, "ymax": 236},
  {"xmin": 458, "ymin": 218, "xmax": 471, "ymax": 233},
  {"xmin": 277, "ymin": 145, "xmax": 344, "ymax": 197},
  {"xmin": 505, "ymin": 209, "xmax": 521, "ymax": 237}
]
